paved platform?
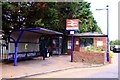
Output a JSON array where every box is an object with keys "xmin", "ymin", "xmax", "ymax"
[{"xmin": 1, "ymin": 55, "xmax": 106, "ymax": 78}]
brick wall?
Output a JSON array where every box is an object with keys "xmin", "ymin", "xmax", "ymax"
[
  {"xmin": 73, "ymin": 51, "xmax": 106, "ymax": 64},
  {"xmin": 67, "ymin": 37, "xmax": 72, "ymax": 54},
  {"xmin": 94, "ymin": 37, "xmax": 107, "ymax": 51},
  {"xmin": 67, "ymin": 36, "xmax": 107, "ymax": 54},
  {"xmin": 67, "ymin": 37, "xmax": 80, "ymax": 54},
  {"xmin": 72, "ymin": 37, "xmax": 107, "ymax": 64},
  {"xmin": 74, "ymin": 37, "xmax": 79, "ymax": 51}
]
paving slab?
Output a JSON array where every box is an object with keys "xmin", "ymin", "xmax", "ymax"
[{"xmin": 1, "ymin": 55, "xmax": 105, "ymax": 78}]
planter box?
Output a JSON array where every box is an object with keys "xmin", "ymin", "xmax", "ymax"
[{"xmin": 73, "ymin": 51, "xmax": 106, "ymax": 64}]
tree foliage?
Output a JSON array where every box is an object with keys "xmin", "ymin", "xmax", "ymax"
[
  {"xmin": 110, "ymin": 40, "xmax": 120, "ymax": 45},
  {"xmin": 2, "ymin": 2, "xmax": 102, "ymax": 39}
]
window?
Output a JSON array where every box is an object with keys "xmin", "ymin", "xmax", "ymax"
[
  {"xmin": 80, "ymin": 38, "xmax": 93, "ymax": 47},
  {"xmin": 67, "ymin": 40, "xmax": 72, "ymax": 49}
]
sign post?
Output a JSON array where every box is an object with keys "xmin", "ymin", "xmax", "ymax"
[
  {"xmin": 66, "ymin": 19, "xmax": 79, "ymax": 62},
  {"xmin": 70, "ymin": 31, "xmax": 74, "ymax": 62}
]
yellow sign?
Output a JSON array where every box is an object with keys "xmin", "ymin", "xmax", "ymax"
[{"xmin": 24, "ymin": 44, "xmax": 28, "ymax": 50}]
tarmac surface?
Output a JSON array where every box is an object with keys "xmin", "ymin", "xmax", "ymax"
[
  {"xmin": 1, "ymin": 55, "xmax": 107, "ymax": 78},
  {"xmin": 27, "ymin": 53, "xmax": 118, "ymax": 78}
]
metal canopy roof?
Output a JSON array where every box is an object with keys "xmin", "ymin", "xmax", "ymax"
[
  {"xmin": 9, "ymin": 27, "xmax": 63, "ymax": 42},
  {"xmin": 10, "ymin": 27, "xmax": 63, "ymax": 35},
  {"xmin": 68, "ymin": 32, "xmax": 107, "ymax": 37}
]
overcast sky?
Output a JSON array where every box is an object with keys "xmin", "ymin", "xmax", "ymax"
[{"xmin": 85, "ymin": 0, "xmax": 119, "ymax": 41}]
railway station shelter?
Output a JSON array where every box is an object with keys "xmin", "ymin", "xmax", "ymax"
[{"xmin": 7, "ymin": 27, "xmax": 63, "ymax": 66}]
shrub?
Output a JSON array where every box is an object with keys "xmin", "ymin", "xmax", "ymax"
[{"xmin": 84, "ymin": 46, "xmax": 104, "ymax": 53}]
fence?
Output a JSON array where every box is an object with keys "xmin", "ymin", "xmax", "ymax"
[{"xmin": 0, "ymin": 40, "xmax": 8, "ymax": 62}]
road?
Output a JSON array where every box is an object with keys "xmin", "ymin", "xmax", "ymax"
[{"xmin": 28, "ymin": 53, "xmax": 118, "ymax": 78}]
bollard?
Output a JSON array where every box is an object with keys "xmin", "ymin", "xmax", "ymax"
[{"xmin": 109, "ymin": 51, "xmax": 113, "ymax": 64}]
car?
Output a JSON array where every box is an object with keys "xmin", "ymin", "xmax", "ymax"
[
  {"xmin": 110, "ymin": 45, "xmax": 115, "ymax": 51},
  {"xmin": 113, "ymin": 45, "xmax": 120, "ymax": 53}
]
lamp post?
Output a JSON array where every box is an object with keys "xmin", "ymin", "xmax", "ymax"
[{"xmin": 96, "ymin": 5, "xmax": 109, "ymax": 62}]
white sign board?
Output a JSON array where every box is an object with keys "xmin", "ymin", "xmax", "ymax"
[
  {"xmin": 70, "ymin": 31, "xmax": 74, "ymax": 34},
  {"xmin": 76, "ymin": 41, "xmax": 79, "ymax": 45},
  {"xmin": 97, "ymin": 41, "xmax": 103, "ymax": 47}
]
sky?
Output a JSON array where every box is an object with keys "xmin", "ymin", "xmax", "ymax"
[{"xmin": 85, "ymin": 0, "xmax": 119, "ymax": 41}]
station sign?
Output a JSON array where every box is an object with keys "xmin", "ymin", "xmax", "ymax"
[{"xmin": 66, "ymin": 19, "xmax": 79, "ymax": 30}]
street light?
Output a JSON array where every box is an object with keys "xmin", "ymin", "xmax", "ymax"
[{"xmin": 96, "ymin": 5, "xmax": 109, "ymax": 62}]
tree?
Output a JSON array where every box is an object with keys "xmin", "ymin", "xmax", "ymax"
[
  {"xmin": 2, "ymin": 1, "xmax": 103, "ymax": 53},
  {"xmin": 110, "ymin": 40, "xmax": 120, "ymax": 45},
  {"xmin": 2, "ymin": 2, "xmax": 102, "ymax": 38}
]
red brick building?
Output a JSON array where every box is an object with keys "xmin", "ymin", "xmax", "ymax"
[{"xmin": 67, "ymin": 32, "xmax": 108, "ymax": 64}]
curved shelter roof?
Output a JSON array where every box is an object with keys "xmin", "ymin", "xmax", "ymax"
[{"xmin": 9, "ymin": 27, "xmax": 63, "ymax": 43}]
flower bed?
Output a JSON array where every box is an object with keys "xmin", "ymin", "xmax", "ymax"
[{"xmin": 84, "ymin": 46, "xmax": 105, "ymax": 53}]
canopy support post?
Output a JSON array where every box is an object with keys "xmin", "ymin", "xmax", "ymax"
[{"xmin": 14, "ymin": 31, "xmax": 24, "ymax": 66}]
